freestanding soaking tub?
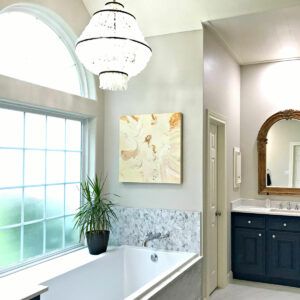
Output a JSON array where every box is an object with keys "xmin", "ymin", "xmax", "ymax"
[{"xmin": 40, "ymin": 246, "xmax": 202, "ymax": 300}]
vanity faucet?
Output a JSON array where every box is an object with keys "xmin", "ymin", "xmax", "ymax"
[
  {"xmin": 287, "ymin": 202, "xmax": 292, "ymax": 210},
  {"xmin": 143, "ymin": 232, "xmax": 170, "ymax": 247}
]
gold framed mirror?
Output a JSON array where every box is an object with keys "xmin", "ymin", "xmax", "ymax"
[{"xmin": 257, "ymin": 109, "xmax": 300, "ymax": 195}]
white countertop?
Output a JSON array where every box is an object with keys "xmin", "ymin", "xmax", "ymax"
[
  {"xmin": 0, "ymin": 247, "xmax": 117, "ymax": 300},
  {"xmin": 231, "ymin": 199, "xmax": 300, "ymax": 217},
  {"xmin": 0, "ymin": 284, "xmax": 48, "ymax": 300}
]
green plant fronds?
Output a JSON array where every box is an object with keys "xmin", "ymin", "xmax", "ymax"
[{"xmin": 74, "ymin": 174, "xmax": 119, "ymax": 238}]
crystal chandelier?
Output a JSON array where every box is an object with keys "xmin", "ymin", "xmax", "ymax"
[{"xmin": 76, "ymin": 1, "xmax": 152, "ymax": 91}]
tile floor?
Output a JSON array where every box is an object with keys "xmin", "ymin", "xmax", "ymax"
[{"xmin": 211, "ymin": 280, "xmax": 300, "ymax": 300}]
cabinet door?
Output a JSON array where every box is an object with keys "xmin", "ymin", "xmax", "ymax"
[
  {"xmin": 267, "ymin": 231, "xmax": 300, "ymax": 280},
  {"xmin": 233, "ymin": 228, "xmax": 265, "ymax": 276}
]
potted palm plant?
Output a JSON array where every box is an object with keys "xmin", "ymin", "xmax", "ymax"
[{"xmin": 74, "ymin": 175, "xmax": 118, "ymax": 255}]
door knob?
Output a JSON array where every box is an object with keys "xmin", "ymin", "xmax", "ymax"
[{"xmin": 215, "ymin": 212, "xmax": 221, "ymax": 216}]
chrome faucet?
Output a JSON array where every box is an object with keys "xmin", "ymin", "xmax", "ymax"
[
  {"xmin": 287, "ymin": 202, "xmax": 292, "ymax": 210},
  {"xmin": 143, "ymin": 232, "xmax": 170, "ymax": 247}
]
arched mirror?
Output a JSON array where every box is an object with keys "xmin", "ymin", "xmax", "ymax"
[{"xmin": 257, "ymin": 109, "xmax": 300, "ymax": 195}]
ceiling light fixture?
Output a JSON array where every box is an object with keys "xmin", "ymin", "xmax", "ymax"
[{"xmin": 76, "ymin": 1, "xmax": 152, "ymax": 91}]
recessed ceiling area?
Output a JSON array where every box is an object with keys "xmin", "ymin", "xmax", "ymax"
[
  {"xmin": 208, "ymin": 5, "xmax": 300, "ymax": 65},
  {"xmin": 82, "ymin": 0, "xmax": 300, "ymax": 37}
]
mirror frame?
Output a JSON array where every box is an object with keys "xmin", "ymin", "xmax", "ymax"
[{"xmin": 257, "ymin": 109, "xmax": 300, "ymax": 195}]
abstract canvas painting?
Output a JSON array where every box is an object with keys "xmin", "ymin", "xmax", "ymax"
[{"xmin": 119, "ymin": 112, "xmax": 182, "ymax": 184}]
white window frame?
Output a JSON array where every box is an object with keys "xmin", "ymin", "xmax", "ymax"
[
  {"xmin": 0, "ymin": 100, "xmax": 89, "ymax": 275},
  {"xmin": 0, "ymin": 3, "xmax": 96, "ymax": 100}
]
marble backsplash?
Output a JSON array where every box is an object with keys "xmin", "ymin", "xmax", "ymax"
[{"xmin": 109, "ymin": 206, "xmax": 201, "ymax": 253}]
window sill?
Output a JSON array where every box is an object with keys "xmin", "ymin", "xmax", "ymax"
[{"xmin": 0, "ymin": 246, "xmax": 117, "ymax": 300}]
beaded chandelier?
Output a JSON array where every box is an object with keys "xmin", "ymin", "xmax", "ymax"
[{"xmin": 76, "ymin": 1, "xmax": 152, "ymax": 91}]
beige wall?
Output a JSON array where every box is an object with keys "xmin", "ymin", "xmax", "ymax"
[
  {"xmin": 103, "ymin": 30, "xmax": 204, "ymax": 212},
  {"xmin": 83, "ymin": 0, "xmax": 300, "ymax": 37},
  {"xmin": 203, "ymin": 26, "xmax": 241, "ymax": 203},
  {"xmin": 0, "ymin": 0, "xmax": 90, "ymax": 36},
  {"xmin": 203, "ymin": 26, "xmax": 241, "ymax": 272},
  {"xmin": 267, "ymin": 120, "xmax": 300, "ymax": 187},
  {"xmin": 241, "ymin": 60, "xmax": 300, "ymax": 201}
]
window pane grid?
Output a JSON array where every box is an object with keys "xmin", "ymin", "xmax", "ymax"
[
  {"xmin": 0, "ymin": 110, "xmax": 83, "ymax": 270},
  {"xmin": 20, "ymin": 110, "xmax": 26, "ymax": 261},
  {"xmin": 0, "ymin": 182, "xmax": 81, "ymax": 191},
  {"xmin": 43, "ymin": 116, "xmax": 47, "ymax": 255},
  {"xmin": 63, "ymin": 118, "xmax": 67, "ymax": 250},
  {"xmin": 0, "ymin": 213, "xmax": 78, "ymax": 230},
  {"xmin": 0, "ymin": 147, "xmax": 81, "ymax": 152}
]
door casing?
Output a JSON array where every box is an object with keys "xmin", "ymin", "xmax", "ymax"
[
  {"xmin": 208, "ymin": 123, "xmax": 218, "ymax": 293},
  {"xmin": 203, "ymin": 110, "xmax": 228, "ymax": 299}
]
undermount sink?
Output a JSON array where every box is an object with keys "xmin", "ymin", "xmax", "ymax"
[
  {"xmin": 270, "ymin": 208, "xmax": 300, "ymax": 213},
  {"xmin": 231, "ymin": 199, "xmax": 300, "ymax": 216}
]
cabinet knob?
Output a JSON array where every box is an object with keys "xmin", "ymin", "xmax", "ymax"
[
  {"xmin": 248, "ymin": 220, "xmax": 251, "ymax": 224},
  {"xmin": 272, "ymin": 234, "xmax": 276, "ymax": 239},
  {"xmin": 258, "ymin": 233, "xmax": 262, "ymax": 237},
  {"xmin": 283, "ymin": 223, "xmax": 287, "ymax": 227}
]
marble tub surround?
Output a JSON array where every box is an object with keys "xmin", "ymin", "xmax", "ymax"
[
  {"xmin": 149, "ymin": 257, "xmax": 202, "ymax": 300},
  {"xmin": 231, "ymin": 198, "xmax": 300, "ymax": 216},
  {"xmin": 109, "ymin": 206, "xmax": 201, "ymax": 253}
]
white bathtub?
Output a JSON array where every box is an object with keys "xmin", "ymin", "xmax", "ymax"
[{"xmin": 40, "ymin": 246, "xmax": 201, "ymax": 300}]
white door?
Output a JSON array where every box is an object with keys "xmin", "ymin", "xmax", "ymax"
[
  {"xmin": 293, "ymin": 146, "xmax": 300, "ymax": 187},
  {"xmin": 208, "ymin": 123, "xmax": 218, "ymax": 294}
]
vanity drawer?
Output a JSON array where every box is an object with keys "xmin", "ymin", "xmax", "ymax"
[
  {"xmin": 267, "ymin": 216, "xmax": 300, "ymax": 232},
  {"xmin": 233, "ymin": 213, "xmax": 265, "ymax": 229}
]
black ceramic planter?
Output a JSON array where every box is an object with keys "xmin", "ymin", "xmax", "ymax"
[{"xmin": 86, "ymin": 230, "xmax": 110, "ymax": 255}]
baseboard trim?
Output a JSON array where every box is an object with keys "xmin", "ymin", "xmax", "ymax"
[{"xmin": 227, "ymin": 271, "xmax": 233, "ymax": 283}]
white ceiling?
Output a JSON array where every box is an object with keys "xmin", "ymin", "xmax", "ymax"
[
  {"xmin": 209, "ymin": 5, "xmax": 300, "ymax": 65},
  {"xmin": 82, "ymin": 0, "xmax": 300, "ymax": 37}
]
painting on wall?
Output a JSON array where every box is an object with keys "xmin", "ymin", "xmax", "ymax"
[{"xmin": 119, "ymin": 112, "xmax": 182, "ymax": 184}]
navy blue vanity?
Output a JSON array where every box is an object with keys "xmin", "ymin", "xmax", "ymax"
[{"xmin": 232, "ymin": 212, "xmax": 300, "ymax": 287}]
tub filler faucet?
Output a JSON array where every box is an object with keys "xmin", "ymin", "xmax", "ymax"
[{"xmin": 143, "ymin": 232, "xmax": 170, "ymax": 247}]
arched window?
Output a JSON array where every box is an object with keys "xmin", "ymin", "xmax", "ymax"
[{"xmin": 0, "ymin": 3, "xmax": 95, "ymax": 99}]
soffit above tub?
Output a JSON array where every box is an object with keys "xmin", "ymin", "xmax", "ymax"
[
  {"xmin": 81, "ymin": 0, "xmax": 300, "ymax": 37},
  {"xmin": 208, "ymin": 5, "xmax": 300, "ymax": 65}
]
